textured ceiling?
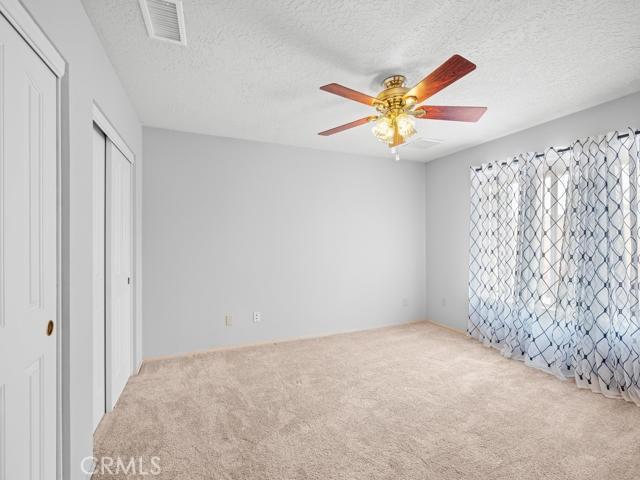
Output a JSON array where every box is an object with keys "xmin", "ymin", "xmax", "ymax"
[{"xmin": 82, "ymin": 0, "xmax": 640, "ymax": 162}]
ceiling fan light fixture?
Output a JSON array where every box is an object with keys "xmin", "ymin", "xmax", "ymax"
[
  {"xmin": 318, "ymin": 54, "xmax": 486, "ymax": 154},
  {"xmin": 396, "ymin": 113, "xmax": 416, "ymax": 139},
  {"xmin": 372, "ymin": 116, "xmax": 394, "ymax": 143}
]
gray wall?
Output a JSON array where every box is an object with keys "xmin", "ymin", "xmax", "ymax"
[
  {"xmin": 20, "ymin": 1, "xmax": 143, "ymax": 478},
  {"xmin": 143, "ymin": 128, "xmax": 426, "ymax": 358},
  {"xmin": 424, "ymin": 92, "xmax": 640, "ymax": 331}
]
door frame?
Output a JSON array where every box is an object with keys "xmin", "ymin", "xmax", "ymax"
[
  {"xmin": 92, "ymin": 103, "xmax": 137, "ymax": 414},
  {"xmin": 93, "ymin": 103, "xmax": 135, "ymax": 162},
  {"xmin": 91, "ymin": 125, "xmax": 106, "ymax": 431},
  {"xmin": 0, "ymin": 1, "xmax": 65, "ymax": 479}
]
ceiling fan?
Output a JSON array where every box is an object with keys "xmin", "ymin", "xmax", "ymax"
[{"xmin": 318, "ymin": 54, "xmax": 486, "ymax": 156}]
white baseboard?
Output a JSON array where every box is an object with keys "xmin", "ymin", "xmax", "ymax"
[
  {"xmin": 142, "ymin": 319, "xmax": 431, "ymax": 365},
  {"xmin": 424, "ymin": 319, "xmax": 467, "ymax": 336}
]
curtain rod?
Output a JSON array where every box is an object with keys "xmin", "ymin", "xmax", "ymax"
[{"xmin": 472, "ymin": 130, "xmax": 640, "ymax": 171}]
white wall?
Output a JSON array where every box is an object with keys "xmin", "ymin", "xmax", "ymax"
[
  {"xmin": 424, "ymin": 91, "xmax": 640, "ymax": 331},
  {"xmin": 18, "ymin": 1, "xmax": 143, "ymax": 478},
  {"xmin": 143, "ymin": 128, "xmax": 426, "ymax": 358}
]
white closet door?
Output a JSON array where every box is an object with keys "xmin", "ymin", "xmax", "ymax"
[
  {"xmin": 0, "ymin": 14, "xmax": 58, "ymax": 480},
  {"xmin": 106, "ymin": 141, "xmax": 133, "ymax": 410},
  {"xmin": 92, "ymin": 126, "xmax": 106, "ymax": 430}
]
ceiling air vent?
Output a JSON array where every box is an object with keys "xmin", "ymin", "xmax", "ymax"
[
  {"xmin": 139, "ymin": 0, "xmax": 187, "ymax": 46},
  {"xmin": 403, "ymin": 138, "xmax": 443, "ymax": 151}
]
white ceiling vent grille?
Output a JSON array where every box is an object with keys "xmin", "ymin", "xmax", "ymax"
[
  {"xmin": 139, "ymin": 0, "xmax": 187, "ymax": 46},
  {"xmin": 403, "ymin": 137, "xmax": 443, "ymax": 151}
]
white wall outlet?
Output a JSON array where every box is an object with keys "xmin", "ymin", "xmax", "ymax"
[
  {"xmin": 253, "ymin": 311, "xmax": 262, "ymax": 323},
  {"xmin": 225, "ymin": 314, "xmax": 232, "ymax": 326},
  {"xmin": 402, "ymin": 298, "xmax": 409, "ymax": 307},
  {"xmin": 441, "ymin": 297, "xmax": 446, "ymax": 307}
]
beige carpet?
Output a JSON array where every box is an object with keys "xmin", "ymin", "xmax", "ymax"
[{"xmin": 93, "ymin": 321, "xmax": 640, "ymax": 479}]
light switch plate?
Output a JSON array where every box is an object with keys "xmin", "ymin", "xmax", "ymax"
[{"xmin": 253, "ymin": 312, "xmax": 262, "ymax": 323}]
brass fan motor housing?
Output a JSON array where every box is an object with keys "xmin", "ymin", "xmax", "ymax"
[{"xmin": 375, "ymin": 75, "xmax": 417, "ymax": 115}]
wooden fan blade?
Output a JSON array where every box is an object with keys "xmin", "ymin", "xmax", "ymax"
[
  {"xmin": 320, "ymin": 83, "xmax": 379, "ymax": 106},
  {"xmin": 414, "ymin": 105, "xmax": 487, "ymax": 122},
  {"xmin": 405, "ymin": 55, "xmax": 476, "ymax": 103},
  {"xmin": 318, "ymin": 116, "xmax": 375, "ymax": 136}
]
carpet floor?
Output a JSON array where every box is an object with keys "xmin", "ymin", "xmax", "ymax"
[{"xmin": 93, "ymin": 321, "xmax": 640, "ymax": 479}]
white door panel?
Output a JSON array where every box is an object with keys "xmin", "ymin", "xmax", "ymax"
[
  {"xmin": 106, "ymin": 142, "xmax": 132, "ymax": 410},
  {"xmin": 0, "ymin": 14, "xmax": 57, "ymax": 480}
]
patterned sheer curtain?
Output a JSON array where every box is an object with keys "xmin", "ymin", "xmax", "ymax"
[{"xmin": 468, "ymin": 129, "xmax": 640, "ymax": 405}]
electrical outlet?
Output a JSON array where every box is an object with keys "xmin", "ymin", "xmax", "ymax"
[
  {"xmin": 225, "ymin": 314, "xmax": 232, "ymax": 326},
  {"xmin": 441, "ymin": 297, "xmax": 446, "ymax": 307},
  {"xmin": 253, "ymin": 312, "xmax": 262, "ymax": 323},
  {"xmin": 402, "ymin": 298, "xmax": 409, "ymax": 307}
]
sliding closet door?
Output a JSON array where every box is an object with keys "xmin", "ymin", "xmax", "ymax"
[
  {"xmin": 0, "ymin": 14, "xmax": 58, "ymax": 480},
  {"xmin": 106, "ymin": 141, "xmax": 133, "ymax": 410},
  {"xmin": 92, "ymin": 126, "xmax": 106, "ymax": 429}
]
